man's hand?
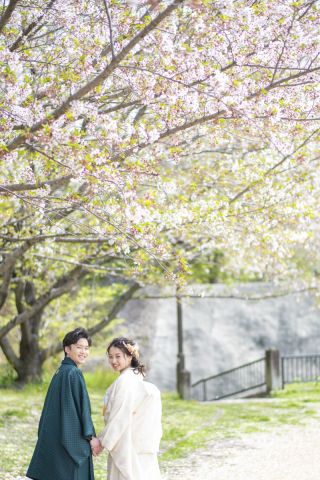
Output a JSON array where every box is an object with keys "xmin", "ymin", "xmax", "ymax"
[{"xmin": 90, "ymin": 437, "xmax": 104, "ymax": 457}]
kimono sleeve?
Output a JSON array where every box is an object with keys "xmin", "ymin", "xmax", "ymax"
[
  {"xmin": 73, "ymin": 370, "xmax": 96, "ymax": 440},
  {"xmin": 37, "ymin": 381, "xmax": 53, "ymax": 436},
  {"xmin": 98, "ymin": 379, "xmax": 134, "ymax": 452},
  {"xmin": 60, "ymin": 369, "xmax": 96, "ymax": 466}
]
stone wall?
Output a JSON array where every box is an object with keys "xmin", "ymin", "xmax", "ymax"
[{"xmin": 118, "ymin": 283, "xmax": 320, "ymax": 392}]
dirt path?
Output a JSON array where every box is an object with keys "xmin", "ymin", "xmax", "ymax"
[{"xmin": 162, "ymin": 416, "xmax": 320, "ymax": 480}]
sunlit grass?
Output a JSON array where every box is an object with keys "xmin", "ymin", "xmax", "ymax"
[
  {"xmin": 271, "ymin": 381, "xmax": 320, "ymax": 400},
  {"xmin": 159, "ymin": 383, "xmax": 320, "ymax": 461},
  {"xmin": 0, "ymin": 377, "xmax": 320, "ymax": 478},
  {"xmin": 84, "ymin": 368, "xmax": 118, "ymax": 392}
]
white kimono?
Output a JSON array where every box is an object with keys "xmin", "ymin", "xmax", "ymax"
[{"xmin": 98, "ymin": 368, "xmax": 162, "ymax": 480}]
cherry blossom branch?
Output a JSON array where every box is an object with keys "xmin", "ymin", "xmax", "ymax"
[
  {"xmin": 0, "ymin": 185, "xmax": 88, "ymax": 240},
  {"xmin": 0, "ymin": 174, "xmax": 73, "ymax": 194},
  {"xmin": 228, "ymin": 127, "xmax": 320, "ymax": 204},
  {"xmin": 298, "ymin": 0, "xmax": 317, "ymax": 21},
  {"xmin": 26, "ymin": 252, "xmax": 120, "ymax": 272},
  {"xmin": 102, "ymin": 0, "xmax": 115, "ymax": 60},
  {"xmin": 140, "ymin": 0, "xmax": 164, "ymax": 21},
  {"xmin": 281, "ymin": 117, "xmax": 320, "ymax": 121},
  {"xmin": 109, "ymin": 109, "xmax": 225, "ymax": 163},
  {"xmin": 28, "ymin": 25, "xmax": 63, "ymax": 41},
  {"xmin": 78, "ymin": 202, "xmax": 174, "ymax": 277},
  {"xmin": 99, "ymin": 99, "xmax": 142, "ymax": 114},
  {"xmin": 0, "ymin": 234, "xmax": 110, "ymax": 243},
  {"xmin": 244, "ymin": 64, "xmax": 313, "ymax": 71},
  {"xmin": 270, "ymin": 19, "xmax": 293, "ymax": 85},
  {"xmin": 23, "ymin": 143, "xmax": 72, "ymax": 170},
  {"xmin": 9, "ymin": 0, "xmax": 57, "ymax": 52},
  {"xmin": 0, "ymin": 0, "xmax": 19, "ymax": 34},
  {"xmin": 264, "ymin": 128, "xmax": 320, "ymax": 175},
  {"xmin": 250, "ymin": 66, "xmax": 320, "ymax": 99},
  {"xmin": 133, "ymin": 105, "xmax": 147, "ymax": 124},
  {"xmin": 24, "ymin": 142, "xmax": 109, "ymax": 194},
  {"xmin": 104, "ymin": 65, "xmax": 320, "ymax": 166},
  {"xmin": 3, "ymin": 0, "xmax": 186, "ymax": 154},
  {"xmin": 4, "ymin": 213, "xmax": 34, "ymax": 227}
]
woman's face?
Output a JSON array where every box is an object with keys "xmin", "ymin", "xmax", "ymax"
[{"xmin": 108, "ymin": 346, "xmax": 132, "ymax": 373}]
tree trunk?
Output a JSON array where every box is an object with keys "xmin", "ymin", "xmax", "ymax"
[
  {"xmin": 16, "ymin": 333, "xmax": 43, "ymax": 383},
  {"xmin": 15, "ymin": 281, "xmax": 43, "ymax": 383},
  {"xmin": 0, "ymin": 278, "xmax": 139, "ymax": 384}
]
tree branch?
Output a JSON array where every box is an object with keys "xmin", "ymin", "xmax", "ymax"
[
  {"xmin": 229, "ymin": 127, "xmax": 320, "ymax": 204},
  {"xmin": 40, "ymin": 281, "xmax": 140, "ymax": 361},
  {"xmin": 298, "ymin": 0, "xmax": 317, "ymax": 21},
  {"xmin": 0, "ymin": 174, "xmax": 73, "ymax": 194},
  {"xmin": 133, "ymin": 105, "xmax": 147, "ymax": 124},
  {"xmin": 88, "ymin": 281, "xmax": 140, "ymax": 336},
  {"xmin": 247, "ymin": 65, "xmax": 320, "ymax": 101},
  {"xmin": 0, "ymin": 237, "xmax": 46, "ymax": 276},
  {"xmin": 91, "ymin": 62, "xmax": 320, "ymax": 166},
  {"xmin": 132, "ymin": 286, "xmax": 319, "ymax": 301},
  {"xmin": 14, "ymin": 281, "xmax": 32, "ymax": 346},
  {"xmin": 0, "ymin": 336, "xmax": 21, "ymax": 370},
  {"xmin": 0, "ymin": 263, "xmax": 14, "ymax": 310},
  {"xmin": 99, "ymin": 99, "xmax": 142, "ymax": 114},
  {"xmin": 102, "ymin": 0, "xmax": 115, "ymax": 60},
  {"xmin": 109, "ymin": 109, "xmax": 224, "ymax": 163},
  {"xmin": 0, "ymin": 266, "xmax": 86, "ymax": 340},
  {"xmin": 0, "ymin": 0, "xmax": 19, "ymax": 34},
  {"xmin": 0, "ymin": 234, "xmax": 114, "ymax": 244},
  {"xmin": 53, "ymin": 236, "xmax": 112, "ymax": 243},
  {"xmin": 270, "ymin": 17, "xmax": 293, "ymax": 86},
  {"xmin": 9, "ymin": 0, "xmax": 57, "ymax": 52},
  {"xmin": 23, "ymin": 143, "xmax": 72, "ymax": 171},
  {"xmin": 14, "ymin": 281, "xmax": 26, "ymax": 314},
  {"xmin": 0, "ymin": 234, "xmax": 70, "ymax": 242},
  {"xmin": 26, "ymin": 252, "xmax": 120, "ymax": 272}
]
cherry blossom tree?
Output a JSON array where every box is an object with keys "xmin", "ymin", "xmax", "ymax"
[{"xmin": 2, "ymin": 0, "xmax": 320, "ymax": 381}]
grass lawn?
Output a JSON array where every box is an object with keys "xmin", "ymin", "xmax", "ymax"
[{"xmin": 0, "ymin": 372, "xmax": 320, "ymax": 479}]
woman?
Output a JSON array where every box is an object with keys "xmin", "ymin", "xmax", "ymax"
[{"xmin": 98, "ymin": 337, "xmax": 163, "ymax": 480}]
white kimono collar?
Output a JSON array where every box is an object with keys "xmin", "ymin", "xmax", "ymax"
[
  {"xmin": 120, "ymin": 367, "xmax": 143, "ymax": 380},
  {"xmin": 120, "ymin": 367, "xmax": 135, "ymax": 375}
]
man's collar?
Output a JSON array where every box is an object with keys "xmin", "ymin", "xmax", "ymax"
[{"xmin": 62, "ymin": 357, "xmax": 78, "ymax": 368}]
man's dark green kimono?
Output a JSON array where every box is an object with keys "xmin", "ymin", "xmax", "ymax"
[{"xmin": 27, "ymin": 357, "xmax": 96, "ymax": 480}]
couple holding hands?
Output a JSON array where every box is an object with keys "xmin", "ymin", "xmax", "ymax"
[{"xmin": 26, "ymin": 328, "xmax": 162, "ymax": 480}]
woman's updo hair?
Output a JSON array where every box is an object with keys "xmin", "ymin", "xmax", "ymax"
[{"xmin": 107, "ymin": 337, "xmax": 146, "ymax": 376}]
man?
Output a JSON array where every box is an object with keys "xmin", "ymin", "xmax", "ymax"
[{"xmin": 27, "ymin": 328, "xmax": 103, "ymax": 480}]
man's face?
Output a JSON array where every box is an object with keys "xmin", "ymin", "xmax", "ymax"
[{"xmin": 65, "ymin": 337, "xmax": 89, "ymax": 367}]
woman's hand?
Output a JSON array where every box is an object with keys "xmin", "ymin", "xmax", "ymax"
[{"xmin": 90, "ymin": 437, "xmax": 104, "ymax": 457}]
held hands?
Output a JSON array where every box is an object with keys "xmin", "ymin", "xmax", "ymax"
[{"xmin": 90, "ymin": 437, "xmax": 104, "ymax": 457}]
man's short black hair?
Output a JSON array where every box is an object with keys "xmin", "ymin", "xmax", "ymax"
[{"xmin": 63, "ymin": 328, "xmax": 92, "ymax": 357}]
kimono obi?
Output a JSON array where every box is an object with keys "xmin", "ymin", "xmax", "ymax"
[{"xmin": 99, "ymin": 368, "xmax": 162, "ymax": 454}]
